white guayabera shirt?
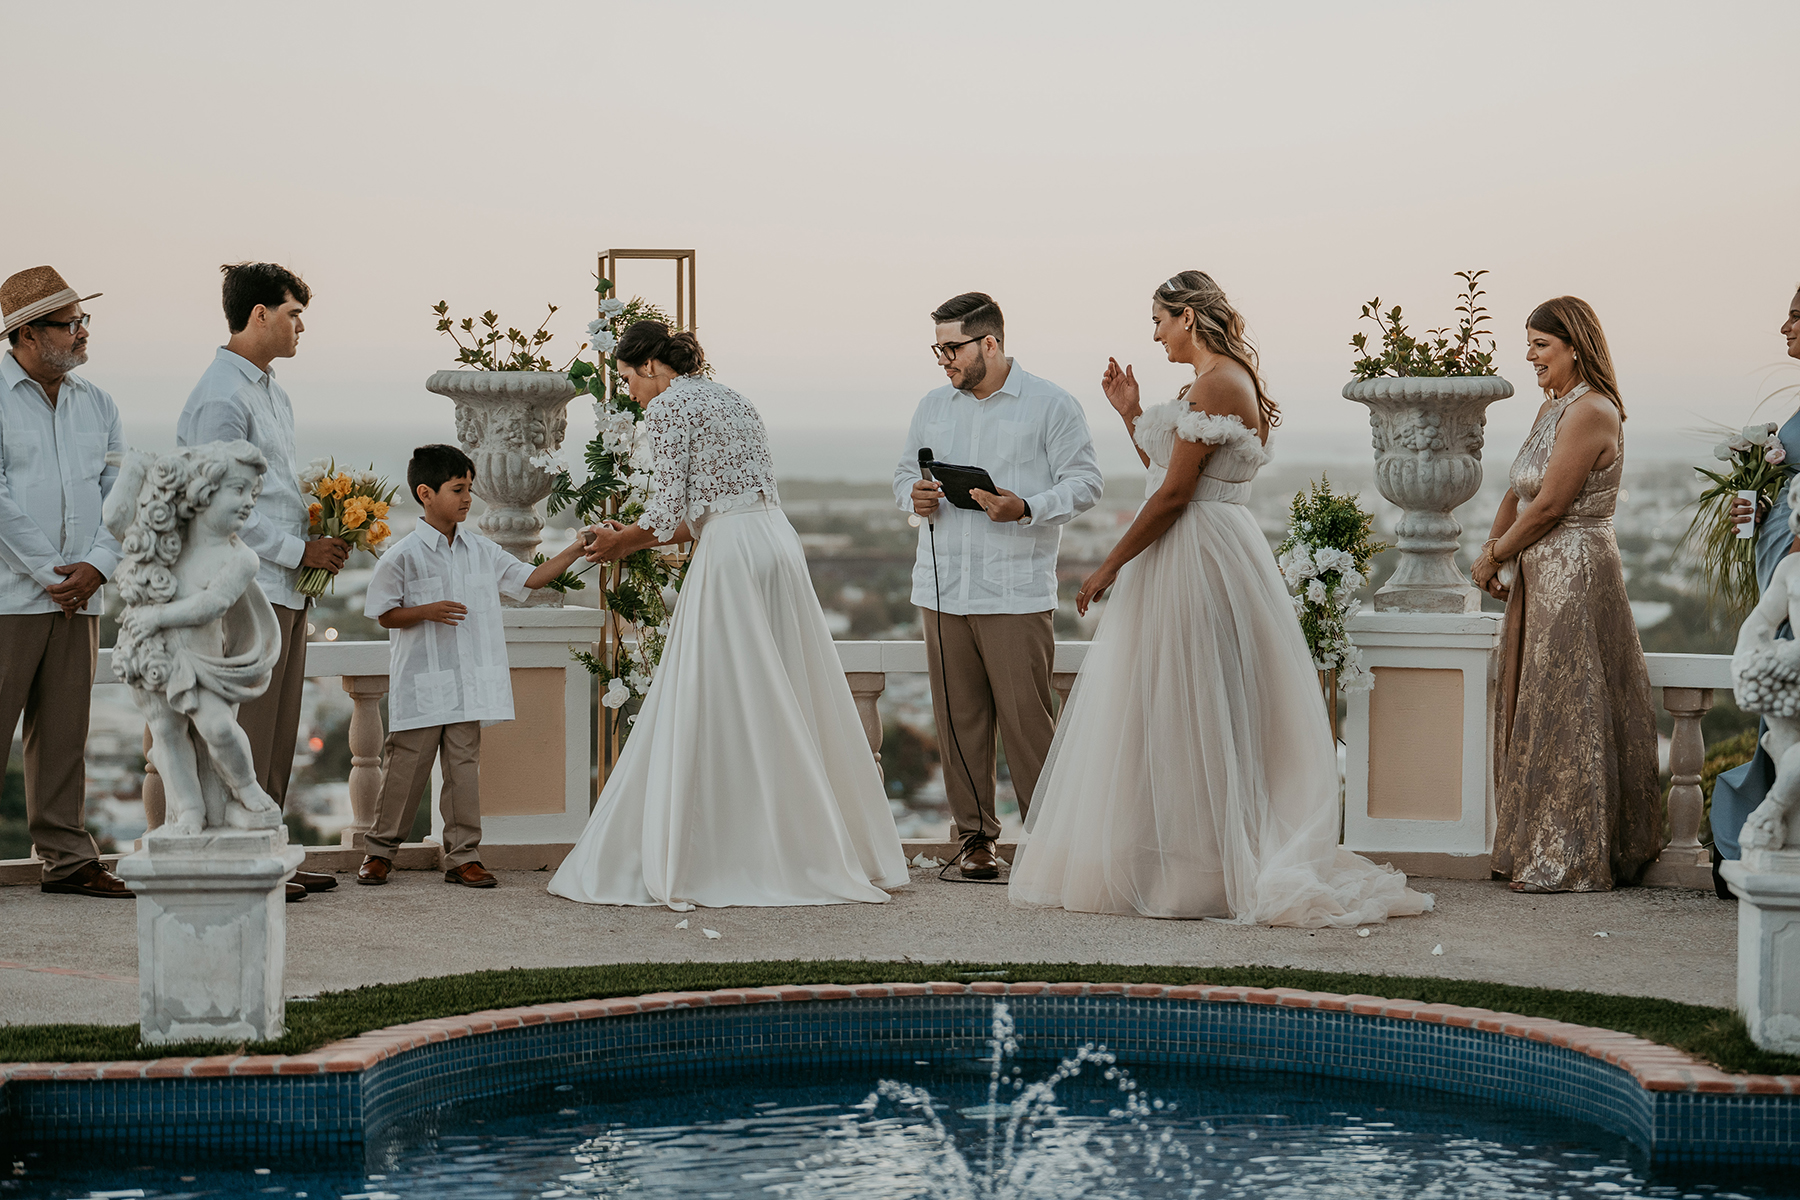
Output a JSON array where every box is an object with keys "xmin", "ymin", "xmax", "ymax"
[
  {"xmin": 364, "ymin": 523, "xmax": 534, "ymax": 732},
  {"xmin": 176, "ymin": 348, "xmax": 309, "ymax": 609},
  {"xmin": 0, "ymin": 352, "xmax": 125, "ymax": 616},
  {"xmin": 893, "ymin": 361, "xmax": 1102, "ymax": 615}
]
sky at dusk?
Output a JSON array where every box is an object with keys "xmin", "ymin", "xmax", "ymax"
[{"xmin": 7, "ymin": 0, "xmax": 1798, "ymax": 478}]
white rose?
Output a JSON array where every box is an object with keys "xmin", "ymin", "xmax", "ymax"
[
  {"xmin": 1714, "ymin": 442, "xmax": 1736, "ymax": 461},
  {"xmin": 590, "ymin": 329, "xmax": 618, "ymax": 354},
  {"xmin": 1744, "ymin": 426, "xmax": 1772, "ymax": 443},
  {"xmin": 629, "ymin": 670, "xmax": 652, "ymax": 693},
  {"xmin": 602, "ymin": 678, "xmax": 631, "ymax": 709},
  {"xmin": 587, "ymin": 318, "xmax": 609, "ymax": 337},
  {"xmin": 600, "ymin": 297, "xmax": 626, "ymax": 316}
]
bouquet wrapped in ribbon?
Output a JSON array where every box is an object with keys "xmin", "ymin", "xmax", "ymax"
[
  {"xmin": 1684, "ymin": 423, "xmax": 1790, "ymax": 620},
  {"xmin": 297, "ymin": 459, "xmax": 398, "ymax": 597}
]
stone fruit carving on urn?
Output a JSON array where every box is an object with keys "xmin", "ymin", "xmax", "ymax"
[
  {"xmin": 1731, "ymin": 475, "xmax": 1800, "ymax": 853},
  {"xmin": 103, "ymin": 443, "xmax": 283, "ymax": 835}
]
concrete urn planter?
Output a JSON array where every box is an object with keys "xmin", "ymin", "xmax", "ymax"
[
  {"xmin": 1344, "ymin": 374, "xmax": 1515, "ymax": 613},
  {"xmin": 426, "ymin": 370, "xmax": 578, "ymax": 607}
]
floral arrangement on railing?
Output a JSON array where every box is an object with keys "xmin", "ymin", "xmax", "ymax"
[
  {"xmin": 1349, "ymin": 269, "xmax": 1498, "ymax": 380},
  {"xmin": 297, "ymin": 460, "xmax": 396, "ymax": 597},
  {"xmin": 1276, "ymin": 477, "xmax": 1386, "ymax": 694},
  {"xmin": 1682, "ymin": 421, "xmax": 1791, "ymax": 621},
  {"xmin": 534, "ymin": 280, "xmax": 687, "ymax": 710}
]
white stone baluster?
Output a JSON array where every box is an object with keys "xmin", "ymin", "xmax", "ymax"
[
  {"xmin": 845, "ymin": 672, "xmax": 886, "ymax": 774},
  {"xmin": 1052, "ymin": 672, "xmax": 1077, "ymax": 715},
  {"xmin": 1643, "ymin": 686, "xmax": 1714, "ymax": 888},
  {"xmin": 339, "ymin": 675, "xmax": 389, "ymax": 849}
]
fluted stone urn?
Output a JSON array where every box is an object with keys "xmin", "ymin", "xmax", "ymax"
[
  {"xmin": 426, "ymin": 370, "xmax": 577, "ymax": 607},
  {"xmin": 1344, "ymin": 375, "xmax": 1515, "ymax": 613}
]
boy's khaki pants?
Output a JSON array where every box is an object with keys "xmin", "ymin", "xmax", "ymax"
[{"xmin": 365, "ymin": 721, "xmax": 484, "ymax": 867}]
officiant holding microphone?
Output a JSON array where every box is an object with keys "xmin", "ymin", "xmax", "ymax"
[{"xmin": 895, "ymin": 292, "xmax": 1102, "ymax": 879}]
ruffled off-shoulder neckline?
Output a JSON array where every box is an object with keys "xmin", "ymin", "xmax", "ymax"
[{"xmin": 1134, "ymin": 400, "xmax": 1270, "ymax": 466}]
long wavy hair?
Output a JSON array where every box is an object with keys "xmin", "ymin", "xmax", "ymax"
[
  {"xmin": 1526, "ymin": 296, "xmax": 1624, "ymax": 418},
  {"xmin": 111, "ymin": 443, "xmax": 267, "ymax": 691},
  {"xmin": 1153, "ymin": 270, "xmax": 1279, "ymax": 428}
]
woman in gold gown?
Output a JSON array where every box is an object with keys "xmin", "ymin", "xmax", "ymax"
[{"xmin": 1470, "ymin": 297, "xmax": 1662, "ymax": 893}]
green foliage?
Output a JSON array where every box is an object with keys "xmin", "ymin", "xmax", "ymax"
[
  {"xmin": 282, "ymin": 810, "xmax": 332, "ymax": 847},
  {"xmin": 2, "ymin": 960, "xmax": 1792, "ymax": 1078},
  {"xmin": 432, "ymin": 300, "xmax": 559, "ymax": 371},
  {"xmin": 1349, "ymin": 270, "xmax": 1498, "ymax": 381}
]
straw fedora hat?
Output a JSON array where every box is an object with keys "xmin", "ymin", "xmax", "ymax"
[{"xmin": 1, "ymin": 266, "xmax": 101, "ymax": 336}]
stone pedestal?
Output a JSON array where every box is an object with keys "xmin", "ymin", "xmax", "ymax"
[
  {"xmin": 115, "ymin": 827, "xmax": 305, "ymax": 1045},
  {"xmin": 1341, "ymin": 611, "xmax": 1503, "ymax": 874},
  {"xmin": 1721, "ymin": 850, "xmax": 1800, "ymax": 1053}
]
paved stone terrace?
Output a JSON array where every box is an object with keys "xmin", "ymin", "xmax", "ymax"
[{"xmin": 0, "ymin": 866, "xmax": 1738, "ymax": 1028}]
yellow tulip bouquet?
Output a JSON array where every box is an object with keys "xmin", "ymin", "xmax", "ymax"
[{"xmin": 297, "ymin": 459, "xmax": 398, "ymax": 597}]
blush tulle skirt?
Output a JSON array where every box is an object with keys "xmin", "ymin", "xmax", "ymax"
[
  {"xmin": 548, "ymin": 503, "xmax": 908, "ymax": 908},
  {"xmin": 1007, "ymin": 498, "xmax": 1433, "ymax": 927}
]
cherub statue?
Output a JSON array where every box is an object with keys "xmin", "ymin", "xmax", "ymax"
[
  {"xmin": 104, "ymin": 442, "xmax": 284, "ymax": 835},
  {"xmin": 1731, "ymin": 473, "xmax": 1800, "ymax": 853}
]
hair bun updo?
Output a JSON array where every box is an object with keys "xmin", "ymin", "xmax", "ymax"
[{"xmin": 614, "ymin": 320, "xmax": 706, "ymax": 376}]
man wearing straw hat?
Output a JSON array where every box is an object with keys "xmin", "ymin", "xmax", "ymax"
[
  {"xmin": 177, "ymin": 262, "xmax": 347, "ymax": 900},
  {"xmin": 0, "ymin": 266, "xmax": 130, "ymax": 897}
]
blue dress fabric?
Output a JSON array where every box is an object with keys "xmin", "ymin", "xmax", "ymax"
[{"xmin": 1711, "ymin": 408, "xmax": 1800, "ymax": 859}]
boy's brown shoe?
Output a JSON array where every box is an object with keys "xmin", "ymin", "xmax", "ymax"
[
  {"xmin": 357, "ymin": 856, "xmax": 392, "ymax": 885},
  {"xmin": 445, "ymin": 862, "xmax": 497, "ymax": 888}
]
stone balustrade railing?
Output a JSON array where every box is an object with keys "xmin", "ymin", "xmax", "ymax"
[{"xmin": 0, "ymin": 638, "xmax": 1739, "ymax": 886}]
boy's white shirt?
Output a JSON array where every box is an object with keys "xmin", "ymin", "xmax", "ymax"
[{"xmin": 364, "ymin": 522, "xmax": 534, "ymax": 731}]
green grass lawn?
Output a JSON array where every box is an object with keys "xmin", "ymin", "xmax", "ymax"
[{"xmin": 3, "ymin": 961, "xmax": 1795, "ymax": 1078}]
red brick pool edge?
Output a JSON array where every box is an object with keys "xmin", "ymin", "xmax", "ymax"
[{"xmin": 3, "ymin": 981, "xmax": 1794, "ymax": 1097}]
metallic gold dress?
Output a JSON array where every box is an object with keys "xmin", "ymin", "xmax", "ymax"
[{"xmin": 1493, "ymin": 389, "xmax": 1662, "ymax": 892}]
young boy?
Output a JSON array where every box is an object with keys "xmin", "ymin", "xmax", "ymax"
[{"xmin": 356, "ymin": 444, "xmax": 585, "ymax": 888}]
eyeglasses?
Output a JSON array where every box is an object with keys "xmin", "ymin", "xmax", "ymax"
[
  {"xmin": 27, "ymin": 314, "xmax": 90, "ymax": 336},
  {"xmin": 929, "ymin": 335, "xmax": 986, "ymax": 362}
]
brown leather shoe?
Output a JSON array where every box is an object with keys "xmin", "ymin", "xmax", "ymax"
[
  {"xmin": 294, "ymin": 869, "xmax": 338, "ymax": 892},
  {"xmin": 959, "ymin": 840, "xmax": 1001, "ymax": 880},
  {"xmin": 445, "ymin": 861, "xmax": 498, "ymax": 888},
  {"xmin": 285, "ymin": 881, "xmax": 307, "ymax": 902},
  {"xmin": 357, "ymin": 856, "xmax": 392, "ymax": 886},
  {"xmin": 41, "ymin": 861, "xmax": 133, "ymax": 898}
]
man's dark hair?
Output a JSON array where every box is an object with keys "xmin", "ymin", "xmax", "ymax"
[
  {"xmin": 930, "ymin": 292, "xmax": 1004, "ymax": 347},
  {"xmin": 5, "ymin": 328, "xmax": 18, "ymax": 347},
  {"xmin": 220, "ymin": 262, "xmax": 312, "ymax": 334},
  {"xmin": 408, "ymin": 443, "xmax": 476, "ymax": 500}
]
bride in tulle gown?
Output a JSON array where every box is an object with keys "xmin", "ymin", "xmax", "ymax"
[
  {"xmin": 1008, "ymin": 272, "xmax": 1433, "ymax": 926},
  {"xmin": 547, "ymin": 322, "xmax": 908, "ymax": 909}
]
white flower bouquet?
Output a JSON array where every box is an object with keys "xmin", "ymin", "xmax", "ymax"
[
  {"xmin": 1684, "ymin": 421, "xmax": 1790, "ymax": 620},
  {"xmin": 1276, "ymin": 478, "xmax": 1387, "ymax": 695}
]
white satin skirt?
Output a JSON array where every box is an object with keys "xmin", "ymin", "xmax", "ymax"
[
  {"xmin": 548, "ymin": 503, "xmax": 909, "ymax": 908},
  {"xmin": 1007, "ymin": 498, "xmax": 1434, "ymax": 927}
]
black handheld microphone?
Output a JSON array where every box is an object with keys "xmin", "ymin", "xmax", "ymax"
[{"xmin": 918, "ymin": 447, "xmax": 936, "ymax": 526}]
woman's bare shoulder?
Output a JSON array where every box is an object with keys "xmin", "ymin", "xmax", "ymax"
[{"xmin": 1184, "ymin": 361, "xmax": 1259, "ymax": 422}]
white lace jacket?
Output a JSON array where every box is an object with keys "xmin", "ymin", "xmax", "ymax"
[{"xmin": 635, "ymin": 375, "xmax": 782, "ymax": 541}]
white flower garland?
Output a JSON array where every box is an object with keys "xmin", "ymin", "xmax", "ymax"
[{"xmin": 1277, "ymin": 520, "xmax": 1374, "ymax": 693}]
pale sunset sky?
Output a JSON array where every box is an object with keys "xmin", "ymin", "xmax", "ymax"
[{"xmin": 6, "ymin": 0, "xmax": 1797, "ymax": 477}]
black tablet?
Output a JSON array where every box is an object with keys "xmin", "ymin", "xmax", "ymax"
[{"xmin": 928, "ymin": 461, "xmax": 999, "ymax": 511}]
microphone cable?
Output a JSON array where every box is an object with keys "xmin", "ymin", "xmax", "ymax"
[{"xmin": 919, "ymin": 453, "xmax": 1007, "ymax": 886}]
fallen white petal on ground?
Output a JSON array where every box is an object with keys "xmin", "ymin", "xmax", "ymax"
[
  {"xmin": 674, "ymin": 919, "xmax": 688, "ymax": 930},
  {"xmin": 1594, "ymin": 931, "xmax": 1609, "ymax": 937},
  {"xmin": 702, "ymin": 928, "xmax": 722, "ymax": 940},
  {"xmin": 1357, "ymin": 928, "xmax": 1370, "ymax": 938},
  {"xmin": 1431, "ymin": 944, "xmax": 1444, "ymax": 955},
  {"xmin": 911, "ymin": 854, "xmax": 946, "ymax": 868}
]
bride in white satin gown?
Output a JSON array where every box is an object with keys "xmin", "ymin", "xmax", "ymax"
[
  {"xmin": 1008, "ymin": 272, "xmax": 1433, "ymax": 926},
  {"xmin": 548, "ymin": 322, "xmax": 908, "ymax": 909}
]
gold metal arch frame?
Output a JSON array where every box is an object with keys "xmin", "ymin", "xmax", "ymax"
[{"xmin": 596, "ymin": 249, "xmax": 697, "ymax": 786}]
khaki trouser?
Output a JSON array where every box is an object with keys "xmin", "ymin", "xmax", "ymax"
[
  {"xmin": 365, "ymin": 721, "xmax": 484, "ymax": 867},
  {"xmin": 0, "ymin": 613, "xmax": 100, "ymax": 881},
  {"xmin": 920, "ymin": 607, "xmax": 1056, "ymax": 841},
  {"xmin": 235, "ymin": 602, "xmax": 309, "ymax": 809}
]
